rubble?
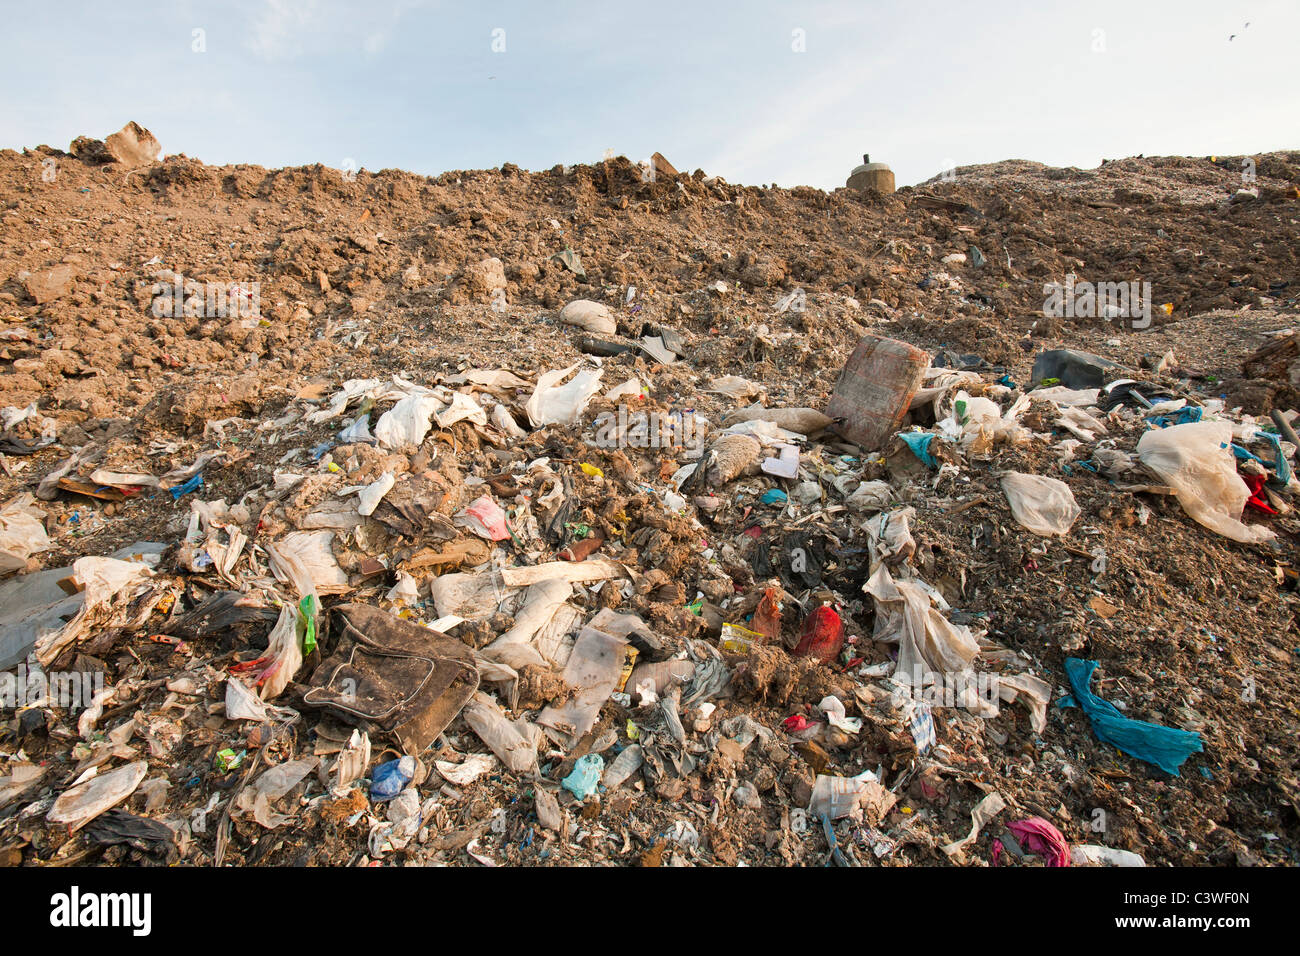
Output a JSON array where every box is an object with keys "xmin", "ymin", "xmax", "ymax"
[{"xmin": 1, "ymin": 135, "xmax": 1298, "ymax": 869}]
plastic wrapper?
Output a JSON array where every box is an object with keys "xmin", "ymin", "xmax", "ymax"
[
  {"xmin": 0, "ymin": 493, "xmax": 51, "ymax": 573},
  {"xmin": 1000, "ymin": 472, "xmax": 1081, "ymax": 536},
  {"xmin": 1136, "ymin": 420, "xmax": 1275, "ymax": 544},
  {"xmin": 464, "ymin": 692, "xmax": 538, "ymax": 773}
]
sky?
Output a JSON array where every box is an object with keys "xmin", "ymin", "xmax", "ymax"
[{"xmin": 0, "ymin": 0, "xmax": 1295, "ymax": 189}]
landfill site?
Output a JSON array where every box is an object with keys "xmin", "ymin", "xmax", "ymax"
[{"xmin": 1, "ymin": 122, "xmax": 1298, "ymax": 870}]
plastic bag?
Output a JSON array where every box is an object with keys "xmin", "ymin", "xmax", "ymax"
[
  {"xmin": 808, "ymin": 771, "xmax": 894, "ymax": 822},
  {"xmin": 1136, "ymin": 420, "xmax": 1275, "ymax": 543},
  {"xmin": 561, "ymin": 754, "xmax": 604, "ymax": 799},
  {"xmin": 483, "ymin": 578, "xmax": 572, "ymax": 670},
  {"xmin": 464, "ymin": 692, "xmax": 538, "ymax": 773},
  {"xmin": 794, "ymin": 605, "xmax": 844, "ymax": 663},
  {"xmin": 602, "ymin": 745, "xmax": 644, "ymax": 790},
  {"xmin": 455, "ymin": 495, "xmax": 511, "ymax": 541},
  {"xmin": 356, "ymin": 471, "xmax": 395, "ymax": 516},
  {"xmin": 374, "ymin": 392, "xmax": 442, "ymax": 451},
  {"xmin": 237, "ymin": 757, "xmax": 319, "ymax": 828},
  {"xmin": 845, "ymin": 479, "xmax": 893, "ymax": 513},
  {"xmin": 1061, "ymin": 657, "xmax": 1203, "ymax": 776},
  {"xmin": 47, "ymin": 761, "xmax": 148, "ymax": 832},
  {"xmin": 0, "ymin": 493, "xmax": 51, "ymax": 573},
  {"xmin": 865, "ymin": 563, "xmax": 979, "ymax": 677},
  {"xmin": 265, "ymin": 530, "xmax": 349, "ymax": 595},
  {"xmin": 525, "ymin": 364, "xmax": 603, "ymax": 427},
  {"xmin": 1000, "ymin": 472, "xmax": 1080, "ymax": 536},
  {"xmin": 370, "ymin": 756, "xmax": 416, "ymax": 801},
  {"xmin": 33, "ymin": 556, "xmax": 156, "ymax": 665},
  {"xmin": 255, "ymin": 603, "xmax": 302, "ymax": 701}
]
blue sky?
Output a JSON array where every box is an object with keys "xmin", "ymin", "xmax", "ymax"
[{"xmin": 1, "ymin": 0, "xmax": 1294, "ymax": 188}]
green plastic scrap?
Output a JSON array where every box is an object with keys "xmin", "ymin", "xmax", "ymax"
[
  {"xmin": 215, "ymin": 748, "xmax": 245, "ymax": 772},
  {"xmin": 298, "ymin": 595, "xmax": 318, "ymax": 655}
]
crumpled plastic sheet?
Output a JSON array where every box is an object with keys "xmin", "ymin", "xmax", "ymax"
[
  {"xmin": 865, "ymin": 563, "xmax": 980, "ymax": 677},
  {"xmin": 679, "ymin": 640, "xmax": 730, "ymax": 708},
  {"xmin": 1060, "ymin": 657, "xmax": 1204, "ymax": 776},
  {"xmin": 1000, "ymin": 471, "xmax": 1081, "ymax": 536},
  {"xmin": 265, "ymin": 530, "xmax": 349, "ymax": 596},
  {"xmin": 0, "ymin": 493, "xmax": 51, "ymax": 573},
  {"xmin": 236, "ymin": 757, "xmax": 320, "ymax": 828},
  {"xmin": 1136, "ymin": 420, "xmax": 1275, "ymax": 544},
  {"xmin": 561, "ymin": 754, "xmax": 604, "ymax": 799},
  {"xmin": 525, "ymin": 364, "xmax": 603, "ymax": 427},
  {"xmin": 33, "ymin": 556, "xmax": 156, "ymax": 666},
  {"xmin": 899, "ymin": 431, "xmax": 937, "ymax": 468},
  {"xmin": 374, "ymin": 392, "xmax": 444, "ymax": 451}
]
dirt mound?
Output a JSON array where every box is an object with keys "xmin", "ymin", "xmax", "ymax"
[{"xmin": 1, "ymin": 135, "xmax": 1298, "ymax": 868}]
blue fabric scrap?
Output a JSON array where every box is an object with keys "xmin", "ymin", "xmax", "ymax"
[
  {"xmin": 169, "ymin": 473, "xmax": 204, "ymax": 500},
  {"xmin": 1059, "ymin": 657, "xmax": 1203, "ymax": 776},
  {"xmin": 899, "ymin": 432, "xmax": 938, "ymax": 468}
]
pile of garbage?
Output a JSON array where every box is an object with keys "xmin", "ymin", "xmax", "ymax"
[{"xmin": 1, "ymin": 131, "xmax": 1298, "ymax": 867}]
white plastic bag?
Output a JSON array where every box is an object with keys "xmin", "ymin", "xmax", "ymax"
[
  {"xmin": 0, "ymin": 494, "xmax": 50, "ymax": 573},
  {"xmin": 525, "ymin": 364, "xmax": 603, "ymax": 427},
  {"xmin": 1000, "ymin": 472, "xmax": 1080, "ymax": 536},
  {"xmin": 464, "ymin": 692, "xmax": 538, "ymax": 773},
  {"xmin": 374, "ymin": 393, "xmax": 442, "ymax": 450},
  {"xmin": 256, "ymin": 603, "xmax": 302, "ymax": 701},
  {"xmin": 47, "ymin": 760, "xmax": 148, "ymax": 831},
  {"xmin": 1136, "ymin": 420, "xmax": 1274, "ymax": 544},
  {"xmin": 356, "ymin": 472, "xmax": 395, "ymax": 516},
  {"xmin": 266, "ymin": 530, "xmax": 349, "ymax": 595}
]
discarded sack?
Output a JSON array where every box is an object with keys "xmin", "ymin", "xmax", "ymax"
[{"xmin": 305, "ymin": 603, "xmax": 479, "ymax": 754}]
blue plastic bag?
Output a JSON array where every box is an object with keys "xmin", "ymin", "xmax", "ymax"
[
  {"xmin": 899, "ymin": 432, "xmax": 937, "ymax": 468},
  {"xmin": 1059, "ymin": 658, "xmax": 1203, "ymax": 776},
  {"xmin": 371, "ymin": 756, "xmax": 416, "ymax": 801},
  {"xmin": 562, "ymin": 754, "xmax": 604, "ymax": 799}
]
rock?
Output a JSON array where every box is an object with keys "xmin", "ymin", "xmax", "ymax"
[
  {"xmin": 104, "ymin": 122, "xmax": 162, "ymax": 166},
  {"xmin": 558, "ymin": 299, "xmax": 616, "ymax": 335},
  {"xmin": 23, "ymin": 264, "xmax": 77, "ymax": 304},
  {"xmin": 70, "ymin": 122, "xmax": 161, "ymax": 166}
]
